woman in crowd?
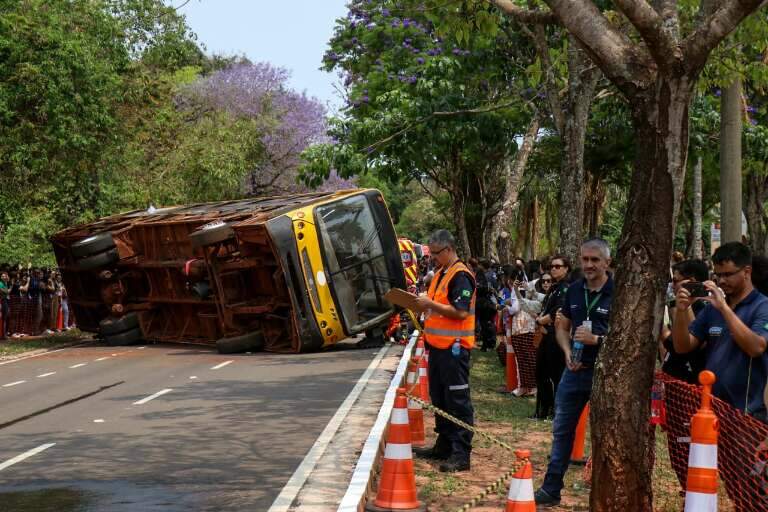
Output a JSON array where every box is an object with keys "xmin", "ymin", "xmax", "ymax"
[
  {"xmin": 507, "ymin": 267, "xmax": 546, "ymax": 396},
  {"xmin": 533, "ymin": 255, "xmax": 571, "ymax": 419}
]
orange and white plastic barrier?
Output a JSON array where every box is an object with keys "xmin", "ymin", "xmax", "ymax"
[
  {"xmin": 418, "ymin": 355, "xmax": 430, "ymax": 404},
  {"xmin": 684, "ymin": 370, "xmax": 719, "ymax": 512},
  {"xmin": 366, "ymin": 387, "xmax": 424, "ymax": 512},
  {"xmin": 570, "ymin": 403, "xmax": 590, "ymax": 465},
  {"xmin": 406, "ymin": 359, "xmax": 426, "ymax": 447},
  {"xmin": 506, "ymin": 449, "xmax": 535, "ymax": 511}
]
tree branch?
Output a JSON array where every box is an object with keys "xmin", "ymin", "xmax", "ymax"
[
  {"xmin": 683, "ymin": 0, "xmax": 767, "ymax": 74},
  {"xmin": 612, "ymin": 0, "xmax": 680, "ymax": 69},
  {"xmin": 541, "ymin": 0, "xmax": 654, "ymax": 93},
  {"xmin": 486, "ymin": 0, "xmax": 558, "ymax": 24}
]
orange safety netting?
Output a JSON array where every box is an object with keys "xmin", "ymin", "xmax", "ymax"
[
  {"xmin": 658, "ymin": 371, "xmax": 768, "ymax": 511},
  {"xmin": 509, "ymin": 332, "xmax": 538, "ymax": 390}
]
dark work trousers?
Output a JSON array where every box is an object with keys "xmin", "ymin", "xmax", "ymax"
[
  {"xmin": 478, "ymin": 312, "xmax": 497, "ymax": 351},
  {"xmin": 428, "ymin": 344, "xmax": 474, "ymax": 461},
  {"xmin": 542, "ymin": 368, "xmax": 593, "ymax": 498},
  {"xmin": 534, "ymin": 332, "xmax": 565, "ymax": 419}
]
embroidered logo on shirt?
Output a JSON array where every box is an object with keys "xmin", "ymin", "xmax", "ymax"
[
  {"xmin": 709, "ymin": 326, "xmax": 723, "ymax": 336},
  {"xmin": 461, "ymin": 289, "xmax": 471, "ymax": 298}
]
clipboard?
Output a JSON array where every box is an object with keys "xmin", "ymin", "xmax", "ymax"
[{"xmin": 384, "ymin": 288, "xmax": 424, "ymax": 313}]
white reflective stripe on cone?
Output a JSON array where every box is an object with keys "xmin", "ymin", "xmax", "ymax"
[
  {"xmin": 407, "ymin": 373, "xmax": 417, "ymax": 384},
  {"xmin": 408, "ymin": 399, "xmax": 422, "ymax": 410},
  {"xmin": 415, "ymin": 348, "xmax": 424, "ymax": 357},
  {"xmin": 684, "ymin": 490, "xmax": 718, "ymax": 512},
  {"xmin": 391, "ymin": 408, "xmax": 409, "ymax": 425},
  {"xmin": 507, "ymin": 477, "xmax": 535, "ymax": 501},
  {"xmin": 419, "ymin": 368, "xmax": 427, "ymax": 376},
  {"xmin": 688, "ymin": 443, "xmax": 718, "ymax": 470},
  {"xmin": 384, "ymin": 443, "xmax": 413, "ymax": 460},
  {"xmin": 507, "ymin": 344, "xmax": 514, "ymax": 353}
]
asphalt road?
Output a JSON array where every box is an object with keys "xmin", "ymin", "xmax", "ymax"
[{"xmin": 0, "ymin": 341, "xmax": 381, "ymax": 511}]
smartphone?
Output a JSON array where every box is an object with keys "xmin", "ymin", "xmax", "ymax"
[{"xmin": 682, "ymin": 281, "xmax": 708, "ymax": 298}]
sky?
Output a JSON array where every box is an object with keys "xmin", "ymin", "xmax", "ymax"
[{"xmin": 177, "ymin": 0, "xmax": 348, "ymax": 112}]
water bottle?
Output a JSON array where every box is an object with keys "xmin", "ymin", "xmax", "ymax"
[
  {"xmin": 572, "ymin": 320, "xmax": 591, "ymax": 365},
  {"xmin": 451, "ymin": 339, "xmax": 461, "ymax": 357}
]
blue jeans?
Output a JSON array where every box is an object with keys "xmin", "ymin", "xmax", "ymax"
[{"xmin": 541, "ymin": 367, "xmax": 593, "ymax": 498}]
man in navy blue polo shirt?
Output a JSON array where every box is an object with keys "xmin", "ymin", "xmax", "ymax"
[
  {"xmin": 534, "ymin": 238, "xmax": 614, "ymax": 506},
  {"xmin": 673, "ymin": 242, "xmax": 768, "ymax": 422}
]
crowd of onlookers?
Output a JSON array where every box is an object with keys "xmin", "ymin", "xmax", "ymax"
[{"xmin": 0, "ymin": 265, "xmax": 74, "ymax": 339}]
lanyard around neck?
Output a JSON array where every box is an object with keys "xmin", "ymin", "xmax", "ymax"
[{"xmin": 584, "ymin": 288, "xmax": 602, "ymax": 320}]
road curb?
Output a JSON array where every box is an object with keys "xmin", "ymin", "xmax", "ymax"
[
  {"xmin": 0, "ymin": 337, "xmax": 95, "ymax": 364},
  {"xmin": 337, "ymin": 332, "xmax": 418, "ymax": 512}
]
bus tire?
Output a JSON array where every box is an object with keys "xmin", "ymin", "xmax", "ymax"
[
  {"xmin": 71, "ymin": 232, "xmax": 116, "ymax": 258},
  {"xmin": 78, "ymin": 248, "xmax": 119, "ymax": 271},
  {"xmin": 216, "ymin": 331, "xmax": 265, "ymax": 354},
  {"xmin": 104, "ymin": 327, "xmax": 143, "ymax": 346},
  {"xmin": 189, "ymin": 223, "xmax": 234, "ymax": 248},
  {"xmin": 99, "ymin": 313, "xmax": 140, "ymax": 337}
]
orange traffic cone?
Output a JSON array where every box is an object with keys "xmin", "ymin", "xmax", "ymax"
[
  {"xmin": 366, "ymin": 388, "xmax": 425, "ymax": 512},
  {"xmin": 406, "ymin": 360, "xmax": 426, "ymax": 448},
  {"xmin": 506, "ymin": 449, "xmax": 535, "ymax": 511},
  {"xmin": 414, "ymin": 336, "xmax": 425, "ymax": 360},
  {"xmin": 684, "ymin": 370, "xmax": 719, "ymax": 512},
  {"xmin": 505, "ymin": 341, "xmax": 519, "ymax": 393},
  {"xmin": 570, "ymin": 403, "xmax": 590, "ymax": 465},
  {"xmin": 418, "ymin": 355, "xmax": 430, "ymax": 403}
]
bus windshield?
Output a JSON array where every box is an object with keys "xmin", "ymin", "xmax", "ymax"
[{"xmin": 315, "ymin": 195, "xmax": 395, "ymax": 332}]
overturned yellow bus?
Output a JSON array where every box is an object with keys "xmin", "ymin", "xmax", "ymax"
[{"xmin": 50, "ymin": 189, "xmax": 406, "ymax": 353}]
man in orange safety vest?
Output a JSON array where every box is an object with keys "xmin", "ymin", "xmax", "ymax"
[{"xmin": 413, "ymin": 229, "xmax": 476, "ymax": 472}]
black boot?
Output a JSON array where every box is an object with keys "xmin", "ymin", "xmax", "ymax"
[
  {"xmin": 438, "ymin": 454, "xmax": 470, "ymax": 472},
  {"xmin": 412, "ymin": 444, "xmax": 450, "ymax": 461}
]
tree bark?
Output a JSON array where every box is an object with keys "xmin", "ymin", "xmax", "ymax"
[
  {"xmin": 745, "ymin": 169, "xmax": 768, "ymax": 256},
  {"xmin": 720, "ymin": 79, "xmax": 743, "ymax": 244},
  {"xmin": 488, "ymin": 116, "xmax": 540, "ymax": 261},
  {"xmin": 557, "ymin": 36, "xmax": 601, "ymax": 263},
  {"xmin": 591, "ymin": 76, "xmax": 695, "ymax": 512},
  {"xmin": 693, "ymin": 154, "xmax": 704, "ymax": 258},
  {"xmin": 452, "ymin": 187, "xmax": 472, "ymax": 259}
]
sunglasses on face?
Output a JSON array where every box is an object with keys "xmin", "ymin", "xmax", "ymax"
[
  {"xmin": 550, "ymin": 264, "xmax": 566, "ymax": 269},
  {"xmin": 542, "ymin": 279, "xmax": 552, "ymax": 283}
]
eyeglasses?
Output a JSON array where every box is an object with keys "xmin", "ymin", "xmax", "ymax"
[
  {"xmin": 431, "ymin": 246, "xmax": 449, "ymax": 256},
  {"xmin": 542, "ymin": 279, "xmax": 552, "ymax": 283},
  {"xmin": 713, "ymin": 267, "xmax": 745, "ymax": 280},
  {"xmin": 550, "ymin": 264, "xmax": 566, "ymax": 269}
]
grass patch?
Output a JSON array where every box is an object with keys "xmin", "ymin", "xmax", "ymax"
[{"xmin": 0, "ymin": 329, "xmax": 88, "ymax": 358}]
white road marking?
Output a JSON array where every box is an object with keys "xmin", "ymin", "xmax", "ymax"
[
  {"xmin": 0, "ymin": 443, "xmax": 56, "ymax": 471},
  {"xmin": 94, "ymin": 357, "xmax": 109, "ymax": 362},
  {"xmin": 268, "ymin": 342, "xmax": 393, "ymax": 512},
  {"xmin": 133, "ymin": 388, "xmax": 173, "ymax": 405},
  {"xmin": 93, "ymin": 419, "xmax": 104, "ymax": 423},
  {"xmin": 137, "ymin": 346, "xmax": 146, "ymax": 350},
  {"xmin": 189, "ymin": 376, "xmax": 197, "ymax": 380},
  {"xmin": 69, "ymin": 363, "xmax": 87, "ymax": 369},
  {"xmin": 3, "ymin": 380, "xmax": 26, "ymax": 388},
  {"xmin": 111, "ymin": 353, "xmax": 118, "ymax": 356},
  {"xmin": 37, "ymin": 372, "xmax": 56, "ymax": 378},
  {"xmin": 211, "ymin": 360, "xmax": 233, "ymax": 370}
]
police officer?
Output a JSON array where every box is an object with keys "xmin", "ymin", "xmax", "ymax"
[{"xmin": 413, "ymin": 229, "xmax": 476, "ymax": 472}]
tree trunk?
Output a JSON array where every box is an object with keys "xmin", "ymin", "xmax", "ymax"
[
  {"xmin": 488, "ymin": 116, "xmax": 540, "ymax": 260},
  {"xmin": 720, "ymin": 79, "xmax": 743, "ymax": 244},
  {"xmin": 452, "ymin": 189, "xmax": 472, "ymax": 259},
  {"xmin": 590, "ymin": 77, "xmax": 695, "ymax": 512},
  {"xmin": 745, "ymin": 170, "xmax": 768, "ymax": 256},
  {"xmin": 693, "ymin": 155, "xmax": 704, "ymax": 258},
  {"xmin": 558, "ymin": 36, "xmax": 601, "ymax": 262}
]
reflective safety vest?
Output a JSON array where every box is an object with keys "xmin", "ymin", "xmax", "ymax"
[{"xmin": 424, "ymin": 260, "xmax": 476, "ymax": 350}]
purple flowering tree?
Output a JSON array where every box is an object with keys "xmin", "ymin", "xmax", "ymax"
[{"xmin": 183, "ymin": 62, "xmax": 335, "ymax": 195}]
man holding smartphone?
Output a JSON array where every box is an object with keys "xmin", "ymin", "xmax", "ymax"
[
  {"xmin": 535, "ymin": 239, "xmax": 614, "ymax": 506},
  {"xmin": 673, "ymin": 242, "xmax": 768, "ymax": 422}
]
